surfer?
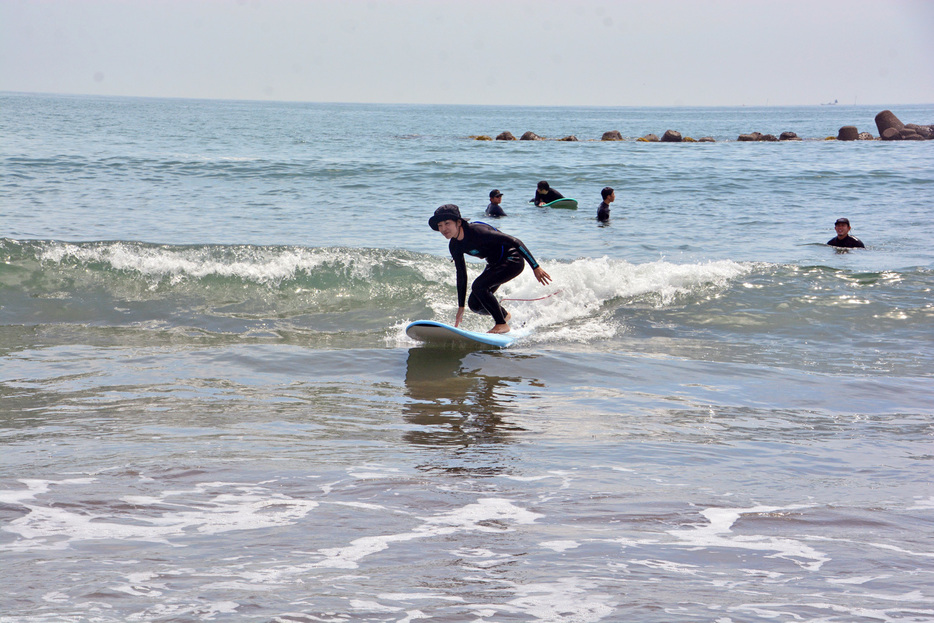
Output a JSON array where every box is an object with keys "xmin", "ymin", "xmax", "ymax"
[
  {"xmin": 486, "ymin": 189, "xmax": 506, "ymax": 217},
  {"xmin": 429, "ymin": 204, "xmax": 552, "ymax": 334},
  {"xmin": 531, "ymin": 180, "xmax": 564, "ymax": 206},
  {"xmin": 827, "ymin": 217, "xmax": 865, "ymax": 248},
  {"xmin": 597, "ymin": 187, "xmax": 614, "ymax": 223}
]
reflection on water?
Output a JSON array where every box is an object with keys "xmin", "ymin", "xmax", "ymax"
[{"xmin": 402, "ymin": 347, "xmax": 532, "ymax": 457}]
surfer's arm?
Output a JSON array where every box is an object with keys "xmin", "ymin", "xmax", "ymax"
[
  {"xmin": 453, "ymin": 252, "xmax": 468, "ymax": 308},
  {"xmin": 510, "ymin": 239, "xmax": 540, "ymax": 270},
  {"xmin": 509, "ymin": 237, "xmax": 552, "ymax": 285}
]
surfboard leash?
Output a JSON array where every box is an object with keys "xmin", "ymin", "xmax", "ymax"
[{"xmin": 502, "ymin": 289, "xmax": 562, "ymax": 303}]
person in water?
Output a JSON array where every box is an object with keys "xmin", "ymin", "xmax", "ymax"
[
  {"xmin": 486, "ymin": 189, "xmax": 506, "ymax": 217},
  {"xmin": 531, "ymin": 180, "xmax": 564, "ymax": 206},
  {"xmin": 827, "ymin": 217, "xmax": 865, "ymax": 248},
  {"xmin": 597, "ymin": 186, "xmax": 614, "ymax": 223},
  {"xmin": 429, "ymin": 204, "xmax": 552, "ymax": 334}
]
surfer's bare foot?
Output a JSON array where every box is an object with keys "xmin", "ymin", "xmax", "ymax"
[
  {"xmin": 504, "ymin": 312, "xmax": 512, "ymax": 323},
  {"xmin": 489, "ymin": 323, "xmax": 510, "ymax": 334}
]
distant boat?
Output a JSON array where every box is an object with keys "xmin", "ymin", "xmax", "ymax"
[{"xmin": 821, "ymin": 99, "xmax": 839, "ymax": 106}]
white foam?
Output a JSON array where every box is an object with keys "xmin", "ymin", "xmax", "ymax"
[
  {"xmin": 37, "ymin": 242, "xmax": 373, "ymax": 286},
  {"xmin": 631, "ymin": 558, "xmax": 701, "ymax": 575},
  {"xmin": 502, "ymin": 578, "xmax": 616, "ymax": 622},
  {"xmin": 384, "ymin": 255, "xmax": 757, "ymax": 347},
  {"xmin": 729, "ymin": 600, "xmax": 934, "ymax": 621},
  {"xmin": 333, "ymin": 501, "xmax": 392, "ymax": 512},
  {"xmin": 667, "ymin": 505, "xmax": 829, "ymax": 571},
  {"xmin": 347, "ymin": 465, "xmax": 403, "ymax": 480},
  {"xmin": 423, "ymin": 497, "xmax": 543, "ymax": 530},
  {"xmin": 396, "ymin": 256, "xmax": 753, "ymax": 345},
  {"xmin": 41, "ymin": 591, "xmax": 71, "ymax": 604},
  {"xmin": 0, "ymin": 478, "xmax": 94, "ymax": 506},
  {"xmin": 312, "ymin": 498, "xmax": 542, "ymax": 569},
  {"xmin": 0, "ymin": 480, "xmax": 319, "ymax": 551},
  {"xmin": 349, "ymin": 599, "xmax": 402, "ymax": 613},
  {"xmin": 826, "ymin": 575, "xmax": 892, "ymax": 585},
  {"xmin": 541, "ymin": 540, "xmax": 580, "ymax": 552},
  {"xmin": 377, "ymin": 593, "xmax": 464, "ymax": 602}
]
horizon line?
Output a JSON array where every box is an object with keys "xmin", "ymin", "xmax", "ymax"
[{"xmin": 3, "ymin": 90, "xmax": 931, "ymax": 111}]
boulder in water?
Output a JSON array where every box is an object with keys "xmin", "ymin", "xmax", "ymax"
[
  {"xmin": 661, "ymin": 129, "xmax": 682, "ymax": 142},
  {"xmin": 875, "ymin": 110, "xmax": 905, "ymax": 136},
  {"xmin": 837, "ymin": 126, "xmax": 859, "ymax": 141}
]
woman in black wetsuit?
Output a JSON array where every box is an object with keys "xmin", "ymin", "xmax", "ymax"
[{"xmin": 429, "ymin": 204, "xmax": 552, "ymax": 334}]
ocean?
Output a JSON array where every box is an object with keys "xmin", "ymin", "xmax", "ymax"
[{"xmin": 1, "ymin": 92, "xmax": 932, "ymax": 622}]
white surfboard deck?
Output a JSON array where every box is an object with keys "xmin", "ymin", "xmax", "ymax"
[
  {"xmin": 529, "ymin": 198, "xmax": 578, "ymax": 210},
  {"xmin": 405, "ymin": 320, "xmax": 515, "ymax": 348}
]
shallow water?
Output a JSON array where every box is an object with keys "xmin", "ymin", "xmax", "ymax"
[{"xmin": 1, "ymin": 94, "xmax": 933, "ymax": 622}]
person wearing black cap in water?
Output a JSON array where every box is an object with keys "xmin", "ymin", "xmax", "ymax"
[
  {"xmin": 827, "ymin": 218, "xmax": 865, "ymax": 248},
  {"xmin": 531, "ymin": 181, "xmax": 564, "ymax": 206},
  {"xmin": 429, "ymin": 204, "xmax": 552, "ymax": 334},
  {"xmin": 486, "ymin": 189, "xmax": 506, "ymax": 217}
]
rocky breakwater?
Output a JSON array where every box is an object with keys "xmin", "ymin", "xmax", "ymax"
[
  {"xmin": 875, "ymin": 110, "xmax": 933, "ymax": 141},
  {"xmin": 477, "ymin": 110, "xmax": 932, "ymax": 143}
]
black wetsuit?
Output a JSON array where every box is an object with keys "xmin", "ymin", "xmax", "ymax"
[
  {"xmin": 485, "ymin": 201, "xmax": 506, "ymax": 217},
  {"xmin": 597, "ymin": 201, "xmax": 611, "ymax": 222},
  {"xmin": 449, "ymin": 222, "xmax": 541, "ymax": 325},
  {"xmin": 531, "ymin": 188, "xmax": 564, "ymax": 206},
  {"xmin": 827, "ymin": 235, "xmax": 864, "ymax": 248}
]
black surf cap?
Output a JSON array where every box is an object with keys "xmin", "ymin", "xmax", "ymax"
[
  {"xmin": 835, "ymin": 218, "xmax": 850, "ymax": 226},
  {"xmin": 489, "ymin": 189, "xmax": 503, "ymax": 198},
  {"xmin": 429, "ymin": 204, "xmax": 463, "ymax": 231}
]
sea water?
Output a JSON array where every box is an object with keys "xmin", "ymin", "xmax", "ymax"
[{"xmin": 1, "ymin": 93, "xmax": 933, "ymax": 622}]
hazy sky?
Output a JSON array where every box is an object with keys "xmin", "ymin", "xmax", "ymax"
[{"xmin": 2, "ymin": 0, "xmax": 932, "ymax": 107}]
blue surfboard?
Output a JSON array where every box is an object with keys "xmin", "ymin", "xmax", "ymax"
[
  {"xmin": 529, "ymin": 198, "xmax": 578, "ymax": 210},
  {"xmin": 405, "ymin": 320, "xmax": 515, "ymax": 348}
]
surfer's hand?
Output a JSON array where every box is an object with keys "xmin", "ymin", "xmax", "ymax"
[
  {"xmin": 533, "ymin": 267, "xmax": 552, "ymax": 286},
  {"xmin": 454, "ymin": 307, "xmax": 465, "ymax": 327}
]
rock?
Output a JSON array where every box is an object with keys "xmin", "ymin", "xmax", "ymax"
[
  {"xmin": 761, "ymin": 134, "xmax": 779, "ymax": 142},
  {"xmin": 906, "ymin": 124, "xmax": 933, "ymax": 139},
  {"xmin": 557, "ymin": 135, "xmax": 578, "ymax": 142},
  {"xmin": 881, "ymin": 127, "xmax": 901, "ymax": 141},
  {"xmin": 875, "ymin": 110, "xmax": 905, "ymax": 136},
  {"xmin": 520, "ymin": 131, "xmax": 544, "ymax": 141},
  {"xmin": 471, "ymin": 135, "xmax": 492, "ymax": 141},
  {"xmin": 858, "ymin": 132, "xmax": 874, "ymax": 140},
  {"xmin": 495, "ymin": 131, "xmax": 516, "ymax": 141},
  {"xmin": 899, "ymin": 128, "xmax": 922, "ymax": 140},
  {"xmin": 683, "ymin": 136, "xmax": 696, "ymax": 142},
  {"xmin": 737, "ymin": 132, "xmax": 762, "ymax": 142},
  {"xmin": 837, "ymin": 126, "xmax": 859, "ymax": 141},
  {"xmin": 661, "ymin": 129, "xmax": 682, "ymax": 142},
  {"xmin": 697, "ymin": 136, "xmax": 715, "ymax": 142},
  {"xmin": 601, "ymin": 130, "xmax": 623, "ymax": 141},
  {"xmin": 638, "ymin": 134, "xmax": 659, "ymax": 142},
  {"xmin": 780, "ymin": 131, "xmax": 801, "ymax": 141}
]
